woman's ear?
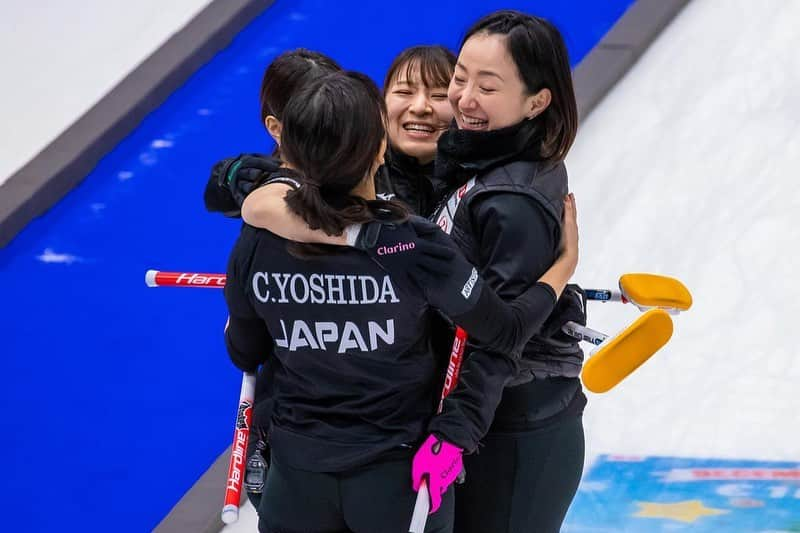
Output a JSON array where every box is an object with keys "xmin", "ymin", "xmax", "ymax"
[
  {"xmin": 526, "ymin": 88, "xmax": 552, "ymax": 120},
  {"xmin": 376, "ymin": 137, "xmax": 388, "ymax": 167},
  {"xmin": 265, "ymin": 115, "xmax": 282, "ymax": 144},
  {"xmin": 366, "ymin": 137, "xmax": 388, "ymax": 181}
]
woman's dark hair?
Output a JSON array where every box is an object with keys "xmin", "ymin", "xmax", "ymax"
[
  {"xmin": 259, "ymin": 49, "xmax": 342, "ymax": 124},
  {"xmin": 462, "ymin": 10, "xmax": 578, "ymax": 161},
  {"xmin": 383, "ymin": 45, "xmax": 456, "ymax": 93},
  {"xmin": 281, "ymin": 71, "xmax": 407, "ymax": 242}
]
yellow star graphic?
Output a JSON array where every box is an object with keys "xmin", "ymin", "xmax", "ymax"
[{"xmin": 634, "ymin": 500, "xmax": 729, "ymax": 523}]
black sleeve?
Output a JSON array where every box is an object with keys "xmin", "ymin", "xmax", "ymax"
[
  {"xmin": 450, "ymin": 279, "xmax": 557, "ymax": 357},
  {"xmin": 473, "ymin": 192, "xmax": 559, "ymax": 294},
  {"xmin": 203, "ymin": 154, "xmax": 281, "ymax": 216},
  {"xmin": 224, "ymin": 234, "xmax": 275, "ymax": 372},
  {"xmin": 428, "ymin": 193, "xmax": 560, "ymax": 451},
  {"xmin": 450, "ymin": 190, "xmax": 561, "ymax": 354}
]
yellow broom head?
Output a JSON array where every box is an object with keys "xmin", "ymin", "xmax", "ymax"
[
  {"xmin": 582, "ymin": 309, "xmax": 674, "ymax": 393},
  {"xmin": 619, "ymin": 273, "xmax": 693, "ymax": 311}
]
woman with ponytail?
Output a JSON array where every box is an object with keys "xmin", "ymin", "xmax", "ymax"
[
  {"xmin": 203, "ymin": 48, "xmax": 342, "ymax": 216},
  {"xmin": 223, "ymin": 70, "xmax": 579, "ymax": 533},
  {"xmin": 201, "ymin": 48, "xmax": 343, "ymax": 510}
]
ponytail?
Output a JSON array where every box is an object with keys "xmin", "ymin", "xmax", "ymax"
[
  {"xmin": 281, "ymin": 170, "xmax": 408, "ymax": 257},
  {"xmin": 283, "ymin": 182, "xmax": 368, "ymax": 236},
  {"xmin": 276, "ymin": 71, "xmax": 408, "ymax": 257}
]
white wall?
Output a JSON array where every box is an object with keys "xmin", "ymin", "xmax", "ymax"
[{"xmin": 0, "ymin": 0, "xmax": 213, "ymax": 186}]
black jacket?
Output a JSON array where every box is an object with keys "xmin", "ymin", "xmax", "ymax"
[
  {"xmin": 203, "ymin": 154, "xmax": 282, "ymax": 216},
  {"xmin": 204, "ymin": 148, "xmax": 442, "ymax": 218},
  {"xmin": 224, "ymin": 221, "xmax": 558, "ymax": 471},
  {"xmin": 374, "ymin": 147, "xmax": 447, "ymax": 217},
  {"xmin": 429, "ymin": 121, "xmax": 586, "ymax": 429}
]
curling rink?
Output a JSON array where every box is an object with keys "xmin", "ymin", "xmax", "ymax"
[
  {"xmin": 564, "ymin": 0, "xmax": 800, "ymax": 530},
  {"xmin": 1, "ymin": 0, "xmax": 798, "ymax": 531}
]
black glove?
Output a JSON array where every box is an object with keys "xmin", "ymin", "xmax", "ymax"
[
  {"xmin": 203, "ymin": 153, "xmax": 281, "ymax": 216},
  {"xmin": 539, "ymin": 284, "xmax": 587, "ymax": 345},
  {"xmin": 352, "ymin": 216, "xmax": 484, "ymax": 317}
]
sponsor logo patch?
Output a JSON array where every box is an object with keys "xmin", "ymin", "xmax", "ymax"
[{"xmin": 461, "ymin": 268, "xmax": 478, "ymax": 299}]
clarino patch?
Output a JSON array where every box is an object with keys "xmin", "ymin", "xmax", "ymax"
[
  {"xmin": 461, "ymin": 268, "xmax": 478, "ymax": 299},
  {"xmin": 376, "ymin": 242, "xmax": 416, "ymax": 256}
]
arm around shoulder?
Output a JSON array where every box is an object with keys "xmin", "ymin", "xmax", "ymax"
[{"xmin": 241, "ymin": 183, "xmax": 347, "ymax": 245}]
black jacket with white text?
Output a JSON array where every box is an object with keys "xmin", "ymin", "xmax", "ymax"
[{"xmin": 224, "ymin": 222, "xmax": 557, "ymax": 472}]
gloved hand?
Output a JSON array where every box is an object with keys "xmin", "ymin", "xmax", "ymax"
[
  {"xmin": 203, "ymin": 154, "xmax": 281, "ymax": 216},
  {"xmin": 350, "ymin": 216, "xmax": 484, "ymax": 317},
  {"xmin": 411, "ymin": 434, "xmax": 463, "ymax": 514},
  {"xmin": 539, "ymin": 284, "xmax": 587, "ymax": 345}
]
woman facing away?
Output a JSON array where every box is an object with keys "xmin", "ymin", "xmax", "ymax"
[
  {"xmin": 203, "ymin": 48, "xmax": 342, "ymax": 217},
  {"xmin": 238, "ymin": 10, "xmax": 587, "ymax": 533},
  {"xmin": 204, "ymin": 45, "xmax": 457, "ymax": 510},
  {"xmin": 202, "ymin": 48, "xmax": 343, "ymax": 509},
  {"xmin": 222, "ymin": 70, "xmax": 579, "ymax": 532}
]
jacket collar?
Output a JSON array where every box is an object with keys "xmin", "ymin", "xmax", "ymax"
[{"xmin": 434, "ymin": 119, "xmax": 544, "ymax": 187}]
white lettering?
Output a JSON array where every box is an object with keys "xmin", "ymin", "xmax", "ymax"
[
  {"xmin": 326, "ymin": 274, "xmax": 347, "ymax": 304},
  {"xmin": 252, "ymin": 272, "xmax": 270, "ymax": 302},
  {"xmin": 368, "ymin": 319, "xmax": 394, "ymax": 349},
  {"xmin": 271, "ymin": 273, "xmax": 291, "ymax": 303},
  {"xmin": 346, "ymin": 276, "xmax": 359, "ymax": 304},
  {"xmin": 309, "ymin": 274, "xmax": 325, "ymax": 304},
  {"xmin": 248, "ymin": 272, "xmax": 402, "ymax": 305},
  {"xmin": 289, "ymin": 274, "xmax": 309, "ymax": 303},
  {"xmin": 338, "ymin": 321, "xmax": 368, "ymax": 353},
  {"xmin": 289, "ymin": 320, "xmax": 319, "ymax": 351},
  {"xmin": 275, "ymin": 319, "xmax": 289, "ymax": 348},
  {"xmin": 314, "ymin": 322, "xmax": 338, "ymax": 349},
  {"xmin": 380, "ymin": 276, "xmax": 400, "ymax": 303},
  {"xmin": 275, "ymin": 319, "xmax": 396, "ymax": 353},
  {"xmin": 360, "ymin": 276, "xmax": 380, "ymax": 304},
  {"xmin": 461, "ymin": 268, "xmax": 479, "ymax": 299},
  {"xmin": 226, "ymin": 429, "xmax": 247, "ymax": 491},
  {"xmin": 443, "ymin": 336, "xmax": 463, "ymax": 394}
]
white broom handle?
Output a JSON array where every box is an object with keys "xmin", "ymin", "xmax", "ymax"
[{"xmin": 563, "ymin": 321, "xmax": 608, "ymax": 345}]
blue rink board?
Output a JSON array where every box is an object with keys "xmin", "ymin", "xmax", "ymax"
[
  {"xmin": 563, "ymin": 455, "xmax": 800, "ymax": 532},
  {"xmin": 0, "ymin": 1, "xmax": 634, "ymax": 531}
]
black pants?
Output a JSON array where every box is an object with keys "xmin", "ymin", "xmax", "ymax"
[
  {"xmin": 453, "ymin": 414, "xmax": 584, "ymax": 533},
  {"xmin": 258, "ymin": 455, "xmax": 454, "ymax": 533}
]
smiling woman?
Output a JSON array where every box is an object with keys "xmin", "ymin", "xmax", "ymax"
[
  {"xmin": 383, "ymin": 46, "xmax": 455, "ymax": 164},
  {"xmin": 434, "ymin": 12, "xmax": 584, "ymax": 533},
  {"xmin": 450, "ymin": 32, "xmax": 552, "ymax": 131},
  {"xmin": 239, "ymin": 45, "xmax": 457, "ymax": 224},
  {"xmin": 375, "ymin": 45, "xmax": 457, "ymax": 215}
]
